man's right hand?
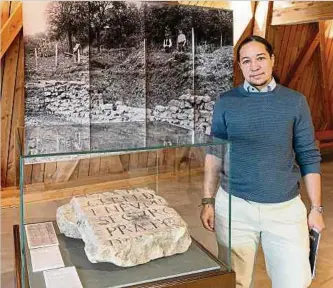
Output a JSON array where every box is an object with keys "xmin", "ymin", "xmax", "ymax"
[{"xmin": 200, "ymin": 204, "xmax": 215, "ymax": 232}]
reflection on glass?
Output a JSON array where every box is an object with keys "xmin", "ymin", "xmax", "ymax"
[
  {"xmin": 20, "ymin": 122, "xmax": 228, "ymax": 159},
  {"xmin": 89, "ymin": 1, "xmax": 145, "ymax": 124}
]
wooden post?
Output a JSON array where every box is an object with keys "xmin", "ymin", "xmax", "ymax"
[
  {"xmin": 55, "ymin": 43, "xmax": 58, "ymax": 67},
  {"xmin": 192, "ymin": 27, "xmax": 195, "ymax": 94},
  {"xmin": 143, "ymin": 38, "xmax": 147, "ymax": 147},
  {"xmin": 77, "ymin": 49, "xmax": 80, "ymax": 64},
  {"xmin": 192, "ymin": 27, "xmax": 195, "ymax": 132},
  {"xmin": 34, "ymin": 47, "xmax": 38, "ymax": 69}
]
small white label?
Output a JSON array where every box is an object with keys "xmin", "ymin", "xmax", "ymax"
[
  {"xmin": 43, "ymin": 267, "xmax": 83, "ymax": 288},
  {"xmin": 30, "ymin": 246, "xmax": 64, "ymax": 272}
]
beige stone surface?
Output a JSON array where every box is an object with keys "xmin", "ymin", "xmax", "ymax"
[
  {"xmin": 56, "ymin": 204, "xmax": 81, "ymax": 239},
  {"xmin": 57, "ymin": 188, "xmax": 192, "ymax": 267}
]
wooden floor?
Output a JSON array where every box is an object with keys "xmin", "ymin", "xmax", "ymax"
[{"xmin": 1, "ymin": 152, "xmax": 333, "ymax": 288}]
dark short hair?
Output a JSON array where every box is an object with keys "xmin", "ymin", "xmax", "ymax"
[{"xmin": 237, "ymin": 35, "xmax": 274, "ymax": 62}]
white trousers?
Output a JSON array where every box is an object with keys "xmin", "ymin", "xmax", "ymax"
[{"xmin": 215, "ymin": 187, "xmax": 312, "ymax": 288}]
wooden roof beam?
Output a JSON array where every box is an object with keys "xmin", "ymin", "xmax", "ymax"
[
  {"xmin": 319, "ymin": 21, "xmax": 333, "ymax": 129},
  {"xmin": 1, "ymin": 1, "xmax": 11, "ymax": 29},
  {"xmin": 0, "ymin": 2, "xmax": 22, "ymax": 60},
  {"xmin": 253, "ymin": 1, "xmax": 273, "ymax": 38},
  {"xmin": 284, "ymin": 32, "xmax": 319, "ymax": 87},
  {"xmin": 272, "ymin": 1, "xmax": 333, "ymax": 26},
  {"xmin": 176, "ymin": 1, "xmax": 232, "ymax": 10}
]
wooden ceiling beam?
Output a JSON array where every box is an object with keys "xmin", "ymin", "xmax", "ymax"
[
  {"xmin": 253, "ymin": 1, "xmax": 273, "ymax": 38},
  {"xmin": 284, "ymin": 32, "xmax": 319, "ymax": 87},
  {"xmin": 176, "ymin": 1, "xmax": 232, "ymax": 10},
  {"xmin": 272, "ymin": 1, "xmax": 333, "ymax": 26},
  {"xmin": 1, "ymin": 1, "xmax": 11, "ymax": 30},
  {"xmin": 0, "ymin": 1, "xmax": 11, "ymax": 93},
  {"xmin": 251, "ymin": 1, "xmax": 258, "ymax": 15},
  {"xmin": 0, "ymin": 2, "xmax": 22, "ymax": 60},
  {"xmin": 318, "ymin": 21, "xmax": 333, "ymax": 129}
]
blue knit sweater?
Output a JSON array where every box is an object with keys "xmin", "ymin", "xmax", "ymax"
[{"xmin": 211, "ymin": 84, "xmax": 321, "ymax": 203}]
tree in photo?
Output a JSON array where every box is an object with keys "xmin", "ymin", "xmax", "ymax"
[
  {"xmin": 47, "ymin": 1, "xmax": 89, "ymax": 53},
  {"xmin": 89, "ymin": 1, "xmax": 110, "ymax": 52}
]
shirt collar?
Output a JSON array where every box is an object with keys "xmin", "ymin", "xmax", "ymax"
[{"xmin": 243, "ymin": 77, "xmax": 276, "ymax": 93}]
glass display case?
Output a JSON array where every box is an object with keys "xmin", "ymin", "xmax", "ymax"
[{"xmin": 15, "ymin": 123, "xmax": 233, "ymax": 288}]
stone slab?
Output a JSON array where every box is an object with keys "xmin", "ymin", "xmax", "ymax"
[{"xmin": 56, "ymin": 188, "xmax": 192, "ymax": 267}]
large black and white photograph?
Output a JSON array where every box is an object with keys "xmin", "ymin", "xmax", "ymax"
[
  {"xmin": 144, "ymin": 2, "xmax": 233, "ymax": 137},
  {"xmin": 23, "ymin": 1, "xmax": 91, "ymax": 156},
  {"xmin": 22, "ymin": 1, "xmax": 233, "ymax": 157},
  {"xmin": 192, "ymin": 6, "xmax": 233, "ymax": 135},
  {"xmin": 89, "ymin": 1, "xmax": 145, "ymax": 125},
  {"xmin": 145, "ymin": 2, "xmax": 194, "ymax": 136},
  {"xmin": 89, "ymin": 1, "xmax": 147, "ymax": 150}
]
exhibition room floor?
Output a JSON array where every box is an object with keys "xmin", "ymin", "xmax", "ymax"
[{"xmin": 1, "ymin": 152, "xmax": 333, "ymax": 288}]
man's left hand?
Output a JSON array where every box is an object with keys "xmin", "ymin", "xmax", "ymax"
[{"xmin": 308, "ymin": 209, "xmax": 325, "ymax": 232}]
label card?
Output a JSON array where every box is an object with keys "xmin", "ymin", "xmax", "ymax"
[
  {"xmin": 43, "ymin": 267, "xmax": 83, "ymax": 288},
  {"xmin": 25, "ymin": 222, "xmax": 58, "ymax": 249},
  {"xmin": 30, "ymin": 246, "xmax": 64, "ymax": 272}
]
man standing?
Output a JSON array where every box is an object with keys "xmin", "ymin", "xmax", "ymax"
[
  {"xmin": 163, "ymin": 27, "xmax": 172, "ymax": 53},
  {"xmin": 177, "ymin": 30, "xmax": 186, "ymax": 52},
  {"xmin": 201, "ymin": 36, "xmax": 325, "ymax": 288},
  {"xmin": 163, "ymin": 37, "xmax": 172, "ymax": 53}
]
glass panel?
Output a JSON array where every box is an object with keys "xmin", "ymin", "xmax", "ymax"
[
  {"xmin": 89, "ymin": 1, "xmax": 146, "ymax": 126},
  {"xmin": 193, "ymin": 6, "xmax": 233, "ymax": 135},
  {"xmin": 19, "ymin": 140, "xmax": 231, "ymax": 286},
  {"xmin": 23, "ymin": 1, "xmax": 91, "ymax": 145},
  {"xmin": 17, "ymin": 125, "xmax": 229, "ymax": 159},
  {"xmin": 145, "ymin": 2, "xmax": 194, "ymax": 134},
  {"xmin": 20, "ymin": 1, "xmax": 233, "ymax": 286}
]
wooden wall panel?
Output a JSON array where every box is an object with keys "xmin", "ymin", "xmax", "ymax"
[
  {"xmin": 6, "ymin": 32, "xmax": 24, "ymax": 186},
  {"xmin": 326, "ymin": 21, "xmax": 333, "ymax": 92},
  {"xmin": 324, "ymin": 20, "xmax": 333, "ymax": 123},
  {"xmin": 78, "ymin": 158, "xmax": 90, "ymax": 178},
  {"xmin": 88, "ymin": 158, "xmax": 101, "ymax": 177},
  {"xmin": 281, "ymin": 25, "xmax": 297, "ymax": 79},
  {"xmin": 285, "ymin": 25, "xmax": 305, "ymax": 83},
  {"xmin": 23, "ymin": 165, "xmax": 32, "ymax": 185},
  {"xmin": 44, "ymin": 162, "xmax": 57, "ymax": 183},
  {"xmin": 272, "ymin": 23, "xmax": 318, "ymax": 85},
  {"xmin": 19, "ymin": 149, "xmax": 196, "ymax": 187},
  {"xmin": 319, "ymin": 21, "xmax": 332, "ymax": 128},
  {"xmin": 294, "ymin": 49, "xmax": 325, "ymax": 131},
  {"xmin": 69, "ymin": 164, "xmax": 79, "ymax": 181},
  {"xmin": 119, "ymin": 154, "xmax": 130, "ymax": 171},
  {"xmin": 0, "ymin": 3, "xmax": 22, "ymax": 59},
  {"xmin": 0, "ymin": 1, "xmax": 11, "ymax": 92},
  {"xmin": 31, "ymin": 163, "xmax": 45, "ymax": 184},
  {"xmin": 1, "ymin": 2, "xmax": 24, "ymax": 188},
  {"xmin": 1, "ymin": 1, "xmax": 24, "ymax": 188},
  {"xmin": 1, "ymin": 35, "xmax": 20, "ymax": 186},
  {"xmin": 54, "ymin": 160, "xmax": 79, "ymax": 182}
]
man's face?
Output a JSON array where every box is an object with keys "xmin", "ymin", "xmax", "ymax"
[{"xmin": 238, "ymin": 41, "xmax": 275, "ymax": 90}]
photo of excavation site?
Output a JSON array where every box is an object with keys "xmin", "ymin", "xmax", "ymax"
[
  {"xmin": 23, "ymin": 1, "xmax": 91, "ymax": 156},
  {"xmin": 23, "ymin": 1, "xmax": 233, "ymax": 158}
]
